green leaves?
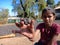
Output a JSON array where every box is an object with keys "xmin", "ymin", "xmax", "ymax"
[
  {"xmin": 47, "ymin": 0, "xmax": 54, "ymax": 5},
  {"xmin": 12, "ymin": 0, "xmax": 46, "ymax": 19}
]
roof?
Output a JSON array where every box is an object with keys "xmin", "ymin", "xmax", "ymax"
[
  {"xmin": 54, "ymin": 6, "xmax": 60, "ymax": 9},
  {"xmin": 8, "ymin": 17, "xmax": 20, "ymax": 19}
]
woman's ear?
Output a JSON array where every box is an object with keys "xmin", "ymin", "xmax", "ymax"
[{"xmin": 54, "ymin": 15, "xmax": 56, "ymax": 20}]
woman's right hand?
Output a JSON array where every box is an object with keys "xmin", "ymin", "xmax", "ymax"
[
  {"xmin": 15, "ymin": 18, "xmax": 35, "ymax": 41},
  {"xmin": 15, "ymin": 18, "xmax": 35, "ymax": 32}
]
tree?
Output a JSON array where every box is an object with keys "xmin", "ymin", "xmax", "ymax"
[
  {"xmin": 38, "ymin": 0, "xmax": 46, "ymax": 10},
  {"xmin": 2, "ymin": 9, "xmax": 9, "ymax": 18},
  {"xmin": 35, "ymin": 0, "xmax": 46, "ymax": 19},
  {"xmin": 47, "ymin": 0, "xmax": 55, "ymax": 8},
  {"xmin": 56, "ymin": 1, "xmax": 60, "ymax": 6},
  {"xmin": 12, "ymin": 0, "xmax": 46, "ymax": 19},
  {"xmin": 0, "ymin": 8, "xmax": 9, "ymax": 24},
  {"xmin": 12, "ymin": 0, "xmax": 17, "ymax": 16},
  {"xmin": 12, "ymin": 0, "xmax": 35, "ymax": 18}
]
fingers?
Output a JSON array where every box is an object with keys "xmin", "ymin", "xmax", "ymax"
[
  {"xmin": 15, "ymin": 18, "xmax": 35, "ymax": 30},
  {"xmin": 15, "ymin": 23, "xmax": 20, "ymax": 27},
  {"xmin": 20, "ymin": 18, "xmax": 24, "ymax": 21},
  {"xmin": 20, "ymin": 18, "xmax": 25, "ymax": 25},
  {"xmin": 28, "ymin": 38, "xmax": 34, "ymax": 42},
  {"xmin": 20, "ymin": 18, "xmax": 35, "ymax": 25},
  {"xmin": 15, "ymin": 18, "xmax": 25, "ymax": 28},
  {"xmin": 27, "ymin": 24, "xmax": 30, "ymax": 28},
  {"xmin": 30, "ymin": 19, "xmax": 35, "ymax": 28},
  {"xmin": 30, "ymin": 19, "xmax": 35, "ymax": 25},
  {"xmin": 12, "ymin": 30, "xmax": 16, "ymax": 34}
]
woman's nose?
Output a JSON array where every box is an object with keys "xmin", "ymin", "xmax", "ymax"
[{"xmin": 45, "ymin": 17, "xmax": 49, "ymax": 20}]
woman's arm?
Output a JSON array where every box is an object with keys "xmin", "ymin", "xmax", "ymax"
[
  {"xmin": 33, "ymin": 29, "xmax": 40, "ymax": 41},
  {"xmin": 48, "ymin": 35, "xmax": 58, "ymax": 45},
  {"xmin": 20, "ymin": 29, "xmax": 40, "ymax": 42},
  {"xmin": 13, "ymin": 19, "xmax": 41, "ymax": 42}
]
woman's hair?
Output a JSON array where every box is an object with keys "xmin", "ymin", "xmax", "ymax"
[{"xmin": 42, "ymin": 7, "xmax": 56, "ymax": 17}]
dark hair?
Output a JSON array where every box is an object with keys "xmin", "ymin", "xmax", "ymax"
[{"xmin": 42, "ymin": 7, "xmax": 56, "ymax": 17}]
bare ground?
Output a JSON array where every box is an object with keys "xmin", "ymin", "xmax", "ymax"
[{"xmin": 0, "ymin": 20, "xmax": 60, "ymax": 45}]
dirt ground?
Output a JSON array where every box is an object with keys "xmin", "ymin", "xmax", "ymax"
[
  {"xmin": 0, "ymin": 37, "xmax": 33, "ymax": 45},
  {"xmin": 0, "ymin": 20, "xmax": 60, "ymax": 45},
  {"xmin": 0, "ymin": 23, "xmax": 40, "ymax": 45}
]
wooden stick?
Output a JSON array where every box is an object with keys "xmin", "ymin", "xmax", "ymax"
[{"xmin": 0, "ymin": 34, "xmax": 15, "ymax": 39}]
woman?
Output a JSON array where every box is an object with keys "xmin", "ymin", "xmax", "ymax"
[{"xmin": 12, "ymin": 7, "xmax": 60, "ymax": 45}]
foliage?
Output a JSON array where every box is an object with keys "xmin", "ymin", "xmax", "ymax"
[
  {"xmin": 52, "ymin": 1, "xmax": 60, "ymax": 8},
  {"xmin": 0, "ymin": 9, "xmax": 9, "ymax": 19},
  {"xmin": 56, "ymin": 1, "xmax": 60, "ymax": 6},
  {"xmin": 0, "ymin": 8, "xmax": 9, "ymax": 24},
  {"xmin": 12, "ymin": 0, "xmax": 46, "ymax": 19},
  {"xmin": 47, "ymin": 0, "xmax": 54, "ymax": 5},
  {"xmin": 12, "ymin": 0, "xmax": 35, "ymax": 18},
  {"xmin": 35, "ymin": 0, "xmax": 46, "ymax": 19}
]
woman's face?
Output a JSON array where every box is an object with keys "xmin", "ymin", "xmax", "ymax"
[{"xmin": 42, "ymin": 11, "xmax": 55, "ymax": 26}]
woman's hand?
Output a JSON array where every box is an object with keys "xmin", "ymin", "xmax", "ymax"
[
  {"xmin": 15, "ymin": 18, "xmax": 35, "ymax": 32},
  {"xmin": 14, "ymin": 18, "xmax": 35, "ymax": 41}
]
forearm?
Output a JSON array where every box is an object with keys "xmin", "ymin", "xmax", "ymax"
[
  {"xmin": 48, "ymin": 35, "xmax": 58, "ymax": 45},
  {"xmin": 34, "ymin": 30, "xmax": 40, "ymax": 39},
  {"xmin": 21, "ymin": 29, "xmax": 35, "ymax": 42},
  {"xmin": 14, "ymin": 30, "xmax": 21, "ymax": 33},
  {"xmin": 22, "ymin": 33, "xmax": 33, "ymax": 38},
  {"xmin": 26, "ymin": 29, "xmax": 40, "ymax": 42}
]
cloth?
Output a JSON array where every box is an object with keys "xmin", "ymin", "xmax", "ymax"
[{"xmin": 36, "ymin": 23, "xmax": 60, "ymax": 45}]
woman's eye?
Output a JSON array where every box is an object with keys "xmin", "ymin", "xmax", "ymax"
[
  {"xmin": 42, "ymin": 15, "xmax": 52, "ymax": 18},
  {"xmin": 48, "ymin": 16, "xmax": 52, "ymax": 18},
  {"xmin": 43, "ymin": 16, "xmax": 52, "ymax": 18},
  {"xmin": 43, "ymin": 16, "xmax": 47, "ymax": 18}
]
